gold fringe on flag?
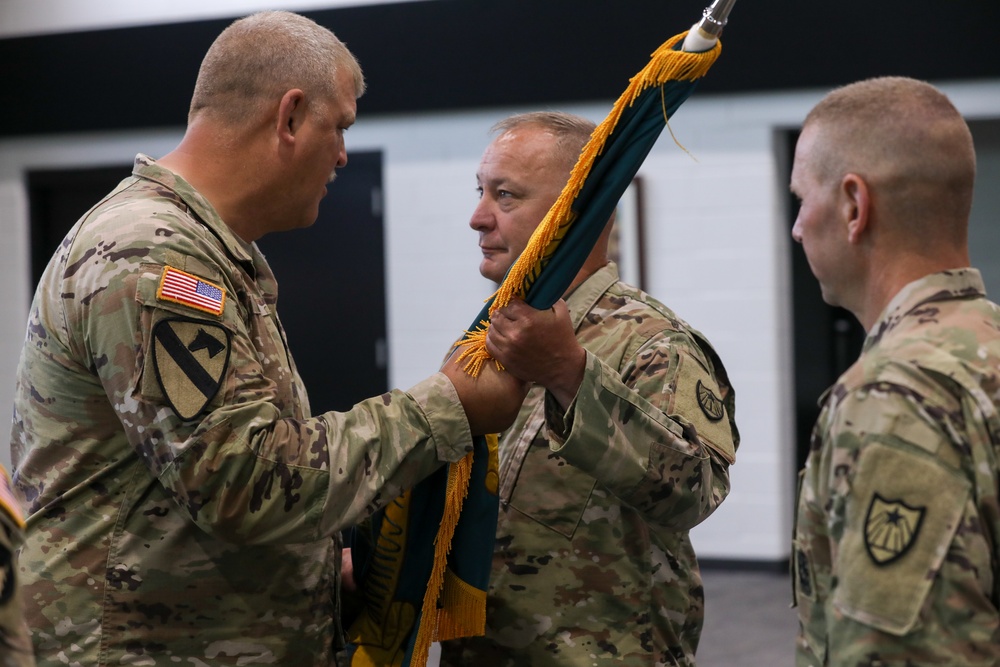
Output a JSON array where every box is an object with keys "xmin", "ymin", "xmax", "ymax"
[
  {"xmin": 455, "ymin": 31, "xmax": 720, "ymax": 377},
  {"xmin": 410, "ymin": 433, "xmax": 500, "ymax": 665}
]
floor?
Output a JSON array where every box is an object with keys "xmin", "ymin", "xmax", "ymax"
[
  {"xmin": 427, "ymin": 565, "xmax": 798, "ymax": 666},
  {"xmin": 698, "ymin": 565, "xmax": 799, "ymax": 666}
]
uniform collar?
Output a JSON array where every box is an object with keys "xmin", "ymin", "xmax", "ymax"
[
  {"xmin": 564, "ymin": 262, "xmax": 620, "ymax": 331},
  {"xmin": 864, "ymin": 268, "xmax": 987, "ymax": 352},
  {"xmin": 132, "ymin": 154, "xmax": 257, "ymax": 272}
]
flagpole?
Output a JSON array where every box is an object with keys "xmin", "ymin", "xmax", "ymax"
[{"xmin": 682, "ymin": 0, "xmax": 739, "ymax": 52}]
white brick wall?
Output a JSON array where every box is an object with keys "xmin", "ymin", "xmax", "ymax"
[{"xmin": 2, "ymin": 83, "xmax": 998, "ymax": 562}]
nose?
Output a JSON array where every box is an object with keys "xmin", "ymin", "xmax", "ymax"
[
  {"xmin": 469, "ymin": 197, "xmax": 494, "ymax": 232},
  {"xmin": 338, "ymin": 143, "xmax": 348, "ymax": 169},
  {"xmin": 791, "ymin": 216, "xmax": 803, "ymax": 244}
]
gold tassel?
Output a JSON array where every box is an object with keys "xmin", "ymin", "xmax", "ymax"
[
  {"xmin": 409, "ymin": 432, "xmax": 499, "ymax": 663},
  {"xmin": 410, "ymin": 451, "xmax": 475, "ymax": 664},
  {"xmin": 454, "ymin": 31, "xmax": 720, "ymax": 377}
]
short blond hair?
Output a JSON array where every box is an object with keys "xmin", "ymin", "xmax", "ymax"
[
  {"xmin": 803, "ymin": 76, "xmax": 975, "ymax": 225},
  {"xmin": 189, "ymin": 10, "xmax": 365, "ymax": 127}
]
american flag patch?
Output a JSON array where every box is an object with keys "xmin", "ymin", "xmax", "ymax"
[{"xmin": 157, "ymin": 266, "xmax": 226, "ymax": 316}]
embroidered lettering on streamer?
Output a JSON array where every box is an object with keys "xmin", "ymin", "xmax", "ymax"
[{"xmin": 157, "ymin": 266, "xmax": 226, "ymax": 316}]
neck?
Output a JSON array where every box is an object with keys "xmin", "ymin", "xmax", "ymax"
[
  {"xmin": 158, "ymin": 121, "xmax": 268, "ymax": 243},
  {"xmin": 854, "ymin": 246, "xmax": 969, "ymax": 330},
  {"xmin": 563, "ymin": 251, "xmax": 610, "ymax": 296}
]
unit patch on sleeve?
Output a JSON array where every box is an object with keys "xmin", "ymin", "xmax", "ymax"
[
  {"xmin": 157, "ymin": 266, "xmax": 226, "ymax": 316},
  {"xmin": 864, "ymin": 493, "xmax": 926, "ymax": 566},
  {"xmin": 695, "ymin": 379, "xmax": 725, "ymax": 422},
  {"xmin": 152, "ymin": 318, "xmax": 231, "ymax": 421},
  {"xmin": 672, "ymin": 354, "xmax": 735, "ymax": 464}
]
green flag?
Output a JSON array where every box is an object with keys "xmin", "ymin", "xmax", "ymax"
[{"xmin": 347, "ymin": 22, "xmax": 726, "ymax": 667}]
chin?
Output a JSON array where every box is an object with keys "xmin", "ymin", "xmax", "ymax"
[
  {"xmin": 482, "ymin": 257, "xmax": 513, "ymax": 283},
  {"xmin": 480, "ymin": 267, "xmax": 505, "ymax": 284}
]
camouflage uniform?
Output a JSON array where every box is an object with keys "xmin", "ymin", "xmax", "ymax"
[
  {"xmin": 440, "ymin": 263, "xmax": 738, "ymax": 666},
  {"xmin": 10, "ymin": 154, "xmax": 473, "ymax": 666},
  {"xmin": 793, "ymin": 269, "xmax": 1000, "ymax": 666},
  {"xmin": 1, "ymin": 466, "xmax": 34, "ymax": 666}
]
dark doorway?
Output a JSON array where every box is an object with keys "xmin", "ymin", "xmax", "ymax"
[
  {"xmin": 258, "ymin": 150, "xmax": 388, "ymax": 414},
  {"xmin": 784, "ymin": 130, "xmax": 865, "ymax": 471},
  {"xmin": 27, "ymin": 165, "xmax": 134, "ymax": 289},
  {"xmin": 26, "ymin": 151, "xmax": 388, "ymax": 416}
]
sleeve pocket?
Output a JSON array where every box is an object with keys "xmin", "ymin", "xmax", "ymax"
[{"xmin": 832, "ymin": 441, "xmax": 969, "ymax": 635}]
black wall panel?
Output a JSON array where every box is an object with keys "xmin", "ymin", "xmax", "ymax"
[{"xmin": 2, "ymin": 0, "xmax": 999, "ymax": 137}]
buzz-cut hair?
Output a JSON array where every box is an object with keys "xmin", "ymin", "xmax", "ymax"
[
  {"xmin": 803, "ymin": 76, "xmax": 975, "ymax": 224},
  {"xmin": 189, "ymin": 10, "xmax": 365, "ymax": 127}
]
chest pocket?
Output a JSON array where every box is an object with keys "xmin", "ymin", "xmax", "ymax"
[{"xmin": 505, "ymin": 423, "xmax": 599, "ymax": 539}]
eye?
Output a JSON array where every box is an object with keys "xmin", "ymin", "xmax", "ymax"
[
  {"xmin": 497, "ymin": 189, "xmax": 512, "ymax": 199},
  {"xmin": 475, "ymin": 186, "xmax": 484, "ymax": 199}
]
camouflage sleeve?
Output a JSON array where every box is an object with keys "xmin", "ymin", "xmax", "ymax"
[
  {"xmin": 544, "ymin": 331, "xmax": 736, "ymax": 532},
  {"xmin": 796, "ymin": 384, "xmax": 997, "ymax": 665},
  {"xmin": 204, "ymin": 373, "xmax": 474, "ymax": 542},
  {"xmin": 71, "ymin": 231, "xmax": 472, "ymax": 545}
]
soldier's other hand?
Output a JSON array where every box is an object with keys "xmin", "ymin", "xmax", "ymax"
[
  {"xmin": 485, "ymin": 298, "xmax": 585, "ymax": 410},
  {"xmin": 442, "ymin": 351, "xmax": 528, "ymax": 436},
  {"xmin": 341, "ymin": 547, "xmax": 356, "ymax": 592}
]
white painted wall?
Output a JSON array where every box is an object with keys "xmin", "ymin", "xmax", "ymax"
[{"xmin": 2, "ymin": 1, "xmax": 999, "ymax": 563}]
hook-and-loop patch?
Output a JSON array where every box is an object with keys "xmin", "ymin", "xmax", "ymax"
[{"xmin": 152, "ymin": 318, "xmax": 231, "ymax": 421}]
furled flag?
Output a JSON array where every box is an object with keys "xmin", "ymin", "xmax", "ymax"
[{"xmin": 346, "ymin": 2, "xmax": 737, "ymax": 665}]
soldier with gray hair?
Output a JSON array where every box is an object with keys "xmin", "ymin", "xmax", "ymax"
[
  {"xmin": 438, "ymin": 111, "xmax": 739, "ymax": 666},
  {"xmin": 10, "ymin": 11, "xmax": 525, "ymax": 666},
  {"xmin": 790, "ymin": 76, "xmax": 1000, "ymax": 665}
]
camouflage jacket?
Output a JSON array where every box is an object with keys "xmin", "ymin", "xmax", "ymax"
[
  {"xmin": 440, "ymin": 263, "xmax": 738, "ymax": 666},
  {"xmin": 793, "ymin": 269, "xmax": 1000, "ymax": 666},
  {"xmin": 1, "ymin": 466, "xmax": 33, "ymax": 666},
  {"xmin": 10, "ymin": 155, "xmax": 473, "ymax": 666}
]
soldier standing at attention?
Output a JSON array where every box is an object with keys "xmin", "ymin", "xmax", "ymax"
[
  {"xmin": 439, "ymin": 111, "xmax": 739, "ymax": 667},
  {"xmin": 790, "ymin": 76, "xmax": 1000, "ymax": 665},
  {"xmin": 10, "ymin": 11, "xmax": 525, "ymax": 666}
]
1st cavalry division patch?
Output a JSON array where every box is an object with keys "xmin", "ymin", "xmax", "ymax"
[{"xmin": 152, "ymin": 318, "xmax": 231, "ymax": 421}]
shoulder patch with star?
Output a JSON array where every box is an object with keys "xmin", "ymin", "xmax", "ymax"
[{"xmin": 864, "ymin": 493, "xmax": 926, "ymax": 566}]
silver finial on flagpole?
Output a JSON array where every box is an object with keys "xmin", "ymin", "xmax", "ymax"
[{"xmin": 682, "ymin": 0, "xmax": 739, "ymax": 52}]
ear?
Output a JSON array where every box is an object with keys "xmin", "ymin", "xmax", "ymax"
[
  {"xmin": 841, "ymin": 173, "xmax": 870, "ymax": 244},
  {"xmin": 276, "ymin": 89, "xmax": 307, "ymax": 145}
]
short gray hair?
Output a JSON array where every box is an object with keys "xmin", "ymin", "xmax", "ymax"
[
  {"xmin": 189, "ymin": 10, "xmax": 365, "ymax": 127},
  {"xmin": 491, "ymin": 111, "xmax": 596, "ymax": 173}
]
